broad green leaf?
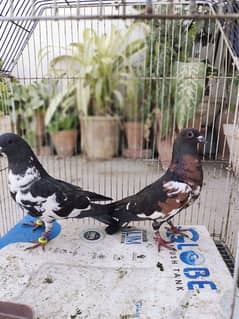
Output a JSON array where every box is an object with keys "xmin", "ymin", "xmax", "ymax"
[
  {"xmin": 83, "ymin": 29, "xmax": 92, "ymax": 42},
  {"xmin": 113, "ymin": 89, "xmax": 124, "ymax": 109},
  {"xmin": 173, "ymin": 61, "xmax": 205, "ymax": 129},
  {"xmin": 95, "ymin": 79, "xmax": 103, "ymax": 109},
  {"xmin": 45, "ymin": 85, "xmax": 75, "ymax": 125},
  {"xmin": 125, "ymin": 39, "xmax": 146, "ymax": 59},
  {"xmin": 101, "ymin": 57, "xmax": 114, "ymax": 65},
  {"xmin": 50, "ymin": 55, "xmax": 81, "ymax": 72}
]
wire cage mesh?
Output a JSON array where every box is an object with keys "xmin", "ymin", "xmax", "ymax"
[{"xmin": 0, "ymin": 0, "xmax": 239, "ymax": 272}]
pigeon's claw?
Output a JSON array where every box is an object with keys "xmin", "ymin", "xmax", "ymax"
[
  {"xmin": 22, "ymin": 219, "xmax": 44, "ymax": 231},
  {"xmin": 154, "ymin": 231, "xmax": 175, "ymax": 252},
  {"xmin": 165, "ymin": 223, "xmax": 189, "ymax": 238},
  {"xmin": 24, "ymin": 241, "xmax": 46, "ymax": 251},
  {"xmin": 24, "ymin": 232, "xmax": 50, "ymax": 251}
]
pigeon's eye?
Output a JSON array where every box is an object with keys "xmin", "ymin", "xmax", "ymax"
[
  {"xmin": 187, "ymin": 131, "xmax": 194, "ymax": 138},
  {"xmin": 8, "ymin": 139, "xmax": 13, "ymax": 144}
]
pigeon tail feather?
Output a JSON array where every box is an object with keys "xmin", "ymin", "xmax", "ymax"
[{"xmin": 84, "ymin": 191, "xmax": 112, "ymax": 202}]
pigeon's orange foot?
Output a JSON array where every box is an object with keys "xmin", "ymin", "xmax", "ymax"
[
  {"xmin": 165, "ymin": 223, "xmax": 189, "ymax": 238},
  {"xmin": 154, "ymin": 231, "xmax": 175, "ymax": 252},
  {"xmin": 22, "ymin": 219, "xmax": 44, "ymax": 231},
  {"xmin": 24, "ymin": 232, "xmax": 50, "ymax": 251}
]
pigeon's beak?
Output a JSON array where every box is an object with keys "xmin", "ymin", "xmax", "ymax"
[{"xmin": 197, "ymin": 136, "xmax": 206, "ymax": 144}]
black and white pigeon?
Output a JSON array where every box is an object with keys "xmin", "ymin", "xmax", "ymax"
[
  {"xmin": 0, "ymin": 133, "xmax": 117, "ymax": 250},
  {"xmin": 103, "ymin": 128, "xmax": 206, "ymax": 251}
]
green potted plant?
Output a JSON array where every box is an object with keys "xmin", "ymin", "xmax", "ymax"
[
  {"xmin": 2, "ymin": 78, "xmax": 56, "ymax": 154},
  {"xmin": 144, "ymin": 12, "xmax": 208, "ymax": 167},
  {"xmin": 79, "ymin": 27, "xmax": 124, "ymax": 160},
  {"xmin": 47, "ymin": 23, "xmax": 149, "ymax": 159},
  {"xmin": 133, "ymin": 16, "xmax": 176, "ymax": 167},
  {"xmin": 124, "ymin": 75, "xmax": 143, "ymax": 151},
  {"xmin": 47, "ymin": 108, "xmax": 78, "ymax": 157},
  {"xmin": 172, "ymin": 18, "xmax": 206, "ymax": 130},
  {"xmin": 25, "ymin": 79, "xmax": 59, "ymax": 154},
  {"xmin": 45, "ymin": 81, "xmax": 79, "ymax": 157},
  {"xmin": 123, "ymin": 73, "xmax": 152, "ymax": 158},
  {"xmin": 3, "ymin": 80, "xmax": 35, "ymax": 144},
  {"xmin": 81, "ymin": 24, "xmax": 148, "ymax": 160}
]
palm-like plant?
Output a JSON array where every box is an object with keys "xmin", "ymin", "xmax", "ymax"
[
  {"xmin": 45, "ymin": 23, "xmax": 149, "ymax": 125},
  {"xmin": 88, "ymin": 25, "xmax": 148, "ymax": 116}
]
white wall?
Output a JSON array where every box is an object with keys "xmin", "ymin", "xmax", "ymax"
[{"xmin": 12, "ymin": 6, "xmax": 142, "ymax": 81}]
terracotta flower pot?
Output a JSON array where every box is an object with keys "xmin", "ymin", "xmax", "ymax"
[
  {"xmin": 34, "ymin": 111, "xmax": 45, "ymax": 137},
  {"xmin": 50, "ymin": 129, "xmax": 78, "ymax": 157},
  {"xmin": 124, "ymin": 121, "xmax": 144, "ymax": 150},
  {"xmin": 80, "ymin": 116, "xmax": 120, "ymax": 160},
  {"xmin": 0, "ymin": 115, "xmax": 12, "ymax": 133}
]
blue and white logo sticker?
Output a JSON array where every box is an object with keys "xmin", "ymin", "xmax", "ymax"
[
  {"xmin": 166, "ymin": 227, "xmax": 199, "ymax": 242},
  {"xmin": 121, "ymin": 229, "xmax": 147, "ymax": 244},
  {"xmin": 180, "ymin": 250, "xmax": 205, "ymax": 266}
]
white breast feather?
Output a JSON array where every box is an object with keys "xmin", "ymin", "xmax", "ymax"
[
  {"xmin": 8, "ymin": 167, "xmax": 92, "ymax": 218},
  {"xmin": 138, "ymin": 211, "xmax": 164, "ymax": 219},
  {"xmin": 41, "ymin": 193, "xmax": 61, "ymax": 212},
  {"xmin": 164, "ymin": 181, "xmax": 192, "ymax": 196},
  {"xmin": 15, "ymin": 191, "xmax": 61, "ymax": 213},
  {"xmin": 8, "ymin": 167, "xmax": 61, "ymax": 213},
  {"xmin": 8, "ymin": 167, "xmax": 40, "ymax": 193}
]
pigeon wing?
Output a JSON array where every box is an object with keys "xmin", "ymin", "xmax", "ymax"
[
  {"xmin": 24, "ymin": 177, "xmax": 90, "ymax": 217},
  {"xmin": 54, "ymin": 178, "xmax": 112, "ymax": 201},
  {"xmin": 110, "ymin": 176, "xmax": 192, "ymax": 220}
]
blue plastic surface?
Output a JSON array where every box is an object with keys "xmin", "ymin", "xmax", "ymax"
[{"xmin": 0, "ymin": 214, "xmax": 61, "ymax": 249}]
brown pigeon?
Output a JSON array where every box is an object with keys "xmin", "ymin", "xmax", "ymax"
[{"xmin": 104, "ymin": 128, "xmax": 205, "ymax": 251}]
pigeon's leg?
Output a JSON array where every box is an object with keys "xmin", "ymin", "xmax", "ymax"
[
  {"xmin": 152, "ymin": 220, "xmax": 175, "ymax": 251},
  {"xmin": 105, "ymin": 223, "xmax": 122, "ymax": 235},
  {"xmin": 25, "ymin": 216, "xmax": 55, "ymax": 251},
  {"xmin": 154, "ymin": 231, "xmax": 176, "ymax": 251},
  {"xmin": 22, "ymin": 218, "xmax": 44, "ymax": 231},
  {"xmin": 165, "ymin": 220, "xmax": 189, "ymax": 238},
  {"xmin": 105, "ymin": 221, "xmax": 130, "ymax": 235},
  {"xmin": 93, "ymin": 215, "xmax": 121, "ymax": 235},
  {"xmin": 24, "ymin": 231, "xmax": 50, "ymax": 251}
]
